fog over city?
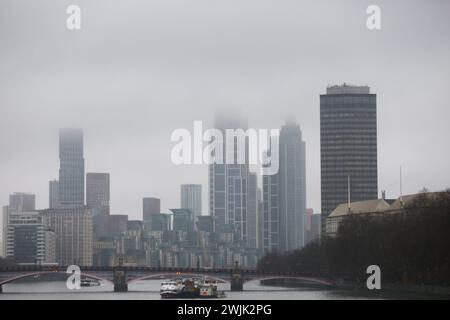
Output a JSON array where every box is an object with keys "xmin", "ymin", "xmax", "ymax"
[{"xmin": 1, "ymin": 0, "xmax": 449, "ymax": 233}]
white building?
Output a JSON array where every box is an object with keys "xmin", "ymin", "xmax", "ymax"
[
  {"xmin": 41, "ymin": 207, "xmax": 93, "ymax": 266},
  {"xmin": 325, "ymin": 199, "xmax": 391, "ymax": 237}
]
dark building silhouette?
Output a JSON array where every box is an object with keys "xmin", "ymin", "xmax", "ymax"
[{"xmin": 320, "ymin": 84, "xmax": 378, "ymax": 233}]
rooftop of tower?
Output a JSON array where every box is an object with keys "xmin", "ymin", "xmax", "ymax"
[{"xmin": 326, "ymin": 83, "xmax": 370, "ymax": 95}]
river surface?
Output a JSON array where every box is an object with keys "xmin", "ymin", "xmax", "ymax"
[{"xmin": 0, "ymin": 279, "xmax": 436, "ymax": 300}]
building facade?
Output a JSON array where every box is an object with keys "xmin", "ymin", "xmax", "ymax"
[
  {"xmin": 49, "ymin": 180, "xmax": 60, "ymax": 209},
  {"xmin": 5, "ymin": 212, "xmax": 56, "ymax": 264},
  {"xmin": 41, "ymin": 207, "xmax": 93, "ymax": 266},
  {"xmin": 320, "ymin": 84, "xmax": 378, "ymax": 232}
]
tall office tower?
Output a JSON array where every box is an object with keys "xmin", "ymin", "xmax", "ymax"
[
  {"xmin": 209, "ymin": 115, "xmax": 249, "ymax": 243},
  {"xmin": 246, "ymin": 172, "xmax": 259, "ymax": 249},
  {"xmin": 41, "ymin": 207, "xmax": 93, "ymax": 266},
  {"xmin": 59, "ymin": 129, "xmax": 85, "ymax": 208},
  {"xmin": 8, "ymin": 193, "xmax": 36, "ymax": 213},
  {"xmin": 143, "ymin": 197, "xmax": 161, "ymax": 221},
  {"xmin": 49, "ymin": 180, "xmax": 60, "ymax": 209},
  {"xmin": 5, "ymin": 212, "xmax": 56, "ymax": 264},
  {"xmin": 86, "ymin": 173, "xmax": 110, "ymax": 216},
  {"xmin": 263, "ymin": 119, "xmax": 307, "ymax": 252},
  {"xmin": 320, "ymin": 84, "xmax": 378, "ymax": 232},
  {"xmin": 180, "ymin": 184, "xmax": 202, "ymax": 217}
]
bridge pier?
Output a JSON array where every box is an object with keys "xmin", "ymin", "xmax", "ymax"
[
  {"xmin": 113, "ymin": 268, "xmax": 128, "ymax": 292},
  {"xmin": 0, "ymin": 285, "xmax": 2, "ymax": 293},
  {"xmin": 230, "ymin": 262, "xmax": 243, "ymax": 291}
]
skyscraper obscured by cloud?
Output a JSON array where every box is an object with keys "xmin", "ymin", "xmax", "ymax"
[
  {"xmin": 209, "ymin": 115, "xmax": 249, "ymax": 243},
  {"xmin": 58, "ymin": 129, "xmax": 85, "ymax": 209},
  {"xmin": 263, "ymin": 119, "xmax": 306, "ymax": 252}
]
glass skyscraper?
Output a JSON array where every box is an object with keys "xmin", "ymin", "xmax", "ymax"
[
  {"xmin": 58, "ymin": 129, "xmax": 85, "ymax": 208},
  {"xmin": 320, "ymin": 84, "xmax": 378, "ymax": 232}
]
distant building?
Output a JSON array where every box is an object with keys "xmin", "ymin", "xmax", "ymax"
[
  {"xmin": 143, "ymin": 197, "xmax": 161, "ymax": 221},
  {"xmin": 180, "ymin": 184, "xmax": 202, "ymax": 217},
  {"xmin": 311, "ymin": 214, "xmax": 321, "ymax": 241},
  {"xmin": 148, "ymin": 213, "xmax": 171, "ymax": 232},
  {"xmin": 108, "ymin": 214, "xmax": 128, "ymax": 237},
  {"xmin": 8, "ymin": 193, "xmax": 35, "ymax": 213},
  {"xmin": 59, "ymin": 129, "xmax": 85, "ymax": 208},
  {"xmin": 171, "ymin": 209, "xmax": 194, "ymax": 233},
  {"xmin": 263, "ymin": 119, "xmax": 307, "ymax": 252},
  {"xmin": 196, "ymin": 216, "xmax": 214, "ymax": 233},
  {"xmin": 305, "ymin": 208, "xmax": 314, "ymax": 243},
  {"xmin": 49, "ymin": 180, "xmax": 60, "ymax": 209},
  {"xmin": 86, "ymin": 173, "xmax": 110, "ymax": 216},
  {"xmin": 41, "ymin": 207, "xmax": 93, "ymax": 266},
  {"xmin": 5, "ymin": 211, "xmax": 56, "ymax": 265},
  {"xmin": 320, "ymin": 84, "xmax": 378, "ymax": 233}
]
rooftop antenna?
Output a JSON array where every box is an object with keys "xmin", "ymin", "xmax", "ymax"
[{"xmin": 347, "ymin": 175, "xmax": 351, "ymax": 213}]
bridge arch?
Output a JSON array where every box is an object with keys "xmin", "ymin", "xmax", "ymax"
[
  {"xmin": 128, "ymin": 272, "xmax": 230, "ymax": 284},
  {"xmin": 0, "ymin": 271, "xmax": 113, "ymax": 287},
  {"xmin": 243, "ymin": 275, "xmax": 334, "ymax": 286}
]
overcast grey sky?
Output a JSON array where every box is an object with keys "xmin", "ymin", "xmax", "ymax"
[{"xmin": 1, "ymin": 0, "xmax": 449, "ymax": 225}]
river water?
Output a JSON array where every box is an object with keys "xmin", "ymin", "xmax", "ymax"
[{"xmin": 0, "ymin": 279, "xmax": 425, "ymax": 300}]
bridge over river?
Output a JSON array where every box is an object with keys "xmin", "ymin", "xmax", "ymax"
[{"xmin": 0, "ymin": 265, "xmax": 334, "ymax": 293}]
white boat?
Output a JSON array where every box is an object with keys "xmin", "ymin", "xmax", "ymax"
[
  {"xmin": 198, "ymin": 279, "xmax": 225, "ymax": 298},
  {"xmin": 160, "ymin": 279, "xmax": 184, "ymax": 298},
  {"xmin": 80, "ymin": 278, "xmax": 100, "ymax": 287}
]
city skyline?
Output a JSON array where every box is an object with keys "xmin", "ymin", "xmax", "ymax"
[{"xmin": 1, "ymin": 0, "xmax": 450, "ymax": 222}]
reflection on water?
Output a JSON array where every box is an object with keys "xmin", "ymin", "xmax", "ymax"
[{"xmin": 0, "ymin": 279, "xmax": 443, "ymax": 300}]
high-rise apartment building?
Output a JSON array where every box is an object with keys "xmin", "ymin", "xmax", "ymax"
[
  {"xmin": 209, "ymin": 115, "xmax": 249, "ymax": 243},
  {"xmin": 5, "ymin": 212, "xmax": 56, "ymax": 264},
  {"xmin": 320, "ymin": 84, "xmax": 378, "ymax": 231},
  {"xmin": 180, "ymin": 184, "xmax": 202, "ymax": 217},
  {"xmin": 59, "ymin": 129, "xmax": 85, "ymax": 208}
]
